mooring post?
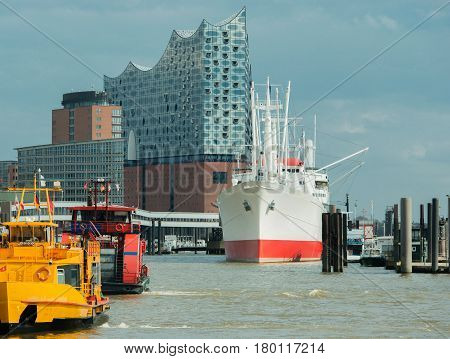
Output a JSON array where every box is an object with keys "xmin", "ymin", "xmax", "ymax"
[
  {"xmin": 393, "ymin": 204, "xmax": 399, "ymax": 263},
  {"xmin": 151, "ymin": 220, "xmax": 155, "ymax": 255},
  {"xmin": 157, "ymin": 220, "xmax": 162, "ymax": 255},
  {"xmin": 329, "ymin": 204, "xmax": 336, "ymax": 214},
  {"xmin": 448, "ymin": 197, "xmax": 450, "ymax": 272},
  {"xmin": 427, "ymin": 202, "xmax": 432, "ymax": 262},
  {"xmin": 330, "ymin": 213, "xmax": 339, "ymax": 272},
  {"xmin": 343, "ymin": 213, "xmax": 348, "ymax": 267},
  {"xmin": 420, "ymin": 204, "xmax": 425, "ymax": 262},
  {"xmin": 432, "ymin": 198, "xmax": 439, "ymax": 273},
  {"xmin": 337, "ymin": 212, "xmax": 343, "ymax": 272},
  {"xmin": 400, "ymin": 198, "xmax": 412, "ymax": 273},
  {"xmin": 322, "ymin": 213, "xmax": 330, "ymax": 272}
]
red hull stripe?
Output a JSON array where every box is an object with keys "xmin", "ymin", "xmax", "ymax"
[{"xmin": 225, "ymin": 239, "xmax": 322, "ymax": 262}]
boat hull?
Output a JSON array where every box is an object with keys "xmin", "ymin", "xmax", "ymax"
[
  {"xmin": 102, "ymin": 276, "xmax": 150, "ymax": 295},
  {"xmin": 360, "ymin": 256, "xmax": 386, "ymax": 267},
  {"xmin": 0, "ymin": 282, "xmax": 108, "ymax": 328},
  {"xmin": 219, "ymin": 181, "xmax": 325, "ymax": 263}
]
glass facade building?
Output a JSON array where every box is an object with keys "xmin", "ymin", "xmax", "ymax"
[
  {"xmin": 104, "ymin": 8, "xmax": 251, "ymax": 161},
  {"xmin": 16, "ymin": 139, "xmax": 125, "ymax": 203},
  {"xmin": 104, "ymin": 8, "xmax": 252, "ymax": 212}
]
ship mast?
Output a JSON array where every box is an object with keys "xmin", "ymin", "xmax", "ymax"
[
  {"xmin": 264, "ymin": 77, "xmax": 276, "ymax": 181},
  {"xmin": 275, "ymin": 87, "xmax": 281, "ymax": 178},
  {"xmin": 250, "ymin": 81, "xmax": 258, "ymax": 180},
  {"xmin": 281, "ymin": 81, "xmax": 291, "ymax": 180},
  {"xmin": 313, "ymin": 114, "xmax": 317, "ymax": 168}
]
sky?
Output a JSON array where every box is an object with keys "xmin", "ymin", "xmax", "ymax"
[{"xmin": 0, "ymin": 0, "xmax": 449, "ymax": 220}]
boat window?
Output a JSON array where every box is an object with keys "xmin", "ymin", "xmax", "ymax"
[
  {"xmin": 57, "ymin": 268, "xmax": 65, "ymax": 284},
  {"xmin": 91, "ymin": 263, "xmax": 100, "ymax": 285},
  {"xmin": 315, "ymin": 181, "xmax": 328, "ymax": 190},
  {"xmin": 57, "ymin": 265, "xmax": 80, "ymax": 287}
]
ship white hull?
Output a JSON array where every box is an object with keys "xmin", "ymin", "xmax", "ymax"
[{"xmin": 218, "ymin": 181, "xmax": 325, "ymax": 263}]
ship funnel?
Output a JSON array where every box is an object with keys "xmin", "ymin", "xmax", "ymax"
[{"xmin": 304, "ymin": 139, "xmax": 315, "ymax": 169}]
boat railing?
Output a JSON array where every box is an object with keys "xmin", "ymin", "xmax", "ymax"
[{"xmin": 65, "ymin": 221, "xmax": 140, "ymax": 235}]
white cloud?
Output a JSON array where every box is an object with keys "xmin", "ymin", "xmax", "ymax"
[
  {"xmin": 338, "ymin": 119, "xmax": 367, "ymax": 134},
  {"xmin": 378, "ymin": 15, "xmax": 398, "ymax": 30},
  {"xmin": 356, "ymin": 14, "xmax": 399, "ymax": 30},
  {"xmin": 401, "ymin": 144, "xmax": 427, "ymax": 160}
]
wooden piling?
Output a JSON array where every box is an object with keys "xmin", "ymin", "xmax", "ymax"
[
  {"xmin": 420, "ymin": 204, "xmax": 425, "ymax": 262},
  {"xmin": 400, "ymin": 198, "xmax": 412, "ymax": 273},
  {"xmin": 448, "ymin": 197, "xmax": 450, "ymax": 272},
  {"xmin": 427, "ymin": 202, "xmax": 432, "ymax": 262},
  {"xmin": 337, "ymin": 212, "xmax": 343, "ymax": 272},
  {"xmin": 321, "ymin": 213, "xmax": 330, "ymax": 272},
  {"xmin": 393, "ymin": 204, "xmax": 399, "ymax": 262},
  {"xmin": 432, "ymin": 198, "xmax": 439, "ymax": 273},
  {"xmin": 343, "ymin": 213, "xmax": 348, "ymax": 266}
]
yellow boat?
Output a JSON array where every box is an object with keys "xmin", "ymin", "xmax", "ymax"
[{"xmin": 0, "ymin": 179, "xmax": 109, "ymax": 335}]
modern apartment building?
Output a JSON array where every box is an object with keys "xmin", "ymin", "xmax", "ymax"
[
  {"xmin": 16, "ymin": 139, "xmax": 125, "ymax": 203},
  {"xmin": 104, "ymin": 8, "xmax": 251, "ymax": 212},
  {"xmin": 52, "ymin": 91, "xmax": 122, "ymax": 144}
]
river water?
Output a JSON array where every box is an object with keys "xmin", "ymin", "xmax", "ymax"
[{"xmin": 14, "ymin": 254, "xmax": 450, "ymax": 338}]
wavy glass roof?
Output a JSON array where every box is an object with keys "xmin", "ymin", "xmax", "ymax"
[{"xmin": 105, "ymin": 7, "xmax": 246, "ymax": 79}]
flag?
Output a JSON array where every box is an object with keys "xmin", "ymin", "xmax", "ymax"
[
  {"xmin": 14, "ymin": 195, "xmax": 24, "ymax": 211},
  {"xmin": 40, "ymin": 174, "xmax": 46, "ymax": 188},
  {"xmin": 34, "ymin": 194, "xmax": 40, "ymax": 209},
  {"xmin": 48, "ymin": 196, "xmax": 54, "ymax": 215},
  {"xmin": 115, "ymin": 183, "xmax": 120, "ymax": 191}
]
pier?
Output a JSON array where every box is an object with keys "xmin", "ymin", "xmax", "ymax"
[{"xmin": 387, "ymin": 196, "xmax": 450, "ymax": 274}]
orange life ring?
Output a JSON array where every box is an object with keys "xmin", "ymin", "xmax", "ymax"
[
  {"xmin": 36, "ymin": 267, "xmax": 50, "ymax": 282},
  {"xmin": 115, "ymin": 223, "xmax": 124, "ymax": 232}
]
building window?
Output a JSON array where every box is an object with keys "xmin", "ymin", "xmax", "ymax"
[
  {"xmin": 96, "ymin": 125, "xmax": 102, "ymax": 130},
  {"xmin": 213, "ymin": 171, "xmax": 227, "ymax": 184},
  {"xmin": 96, "ymin": 117, "xmax": 102, "ymax": 122}
]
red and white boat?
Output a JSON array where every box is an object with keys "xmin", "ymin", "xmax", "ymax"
[{"xmin": 218, "ymin": 78, "xmax": 367, "ymax": 263}]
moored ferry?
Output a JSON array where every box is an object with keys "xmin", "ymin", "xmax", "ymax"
[
  {"xmin": 63, "ymin": 179, "xmax": 150, "ymax": 294},
  {"xmin": 0, "ymin": 179, "xmax": 109, "ymax": 335}
]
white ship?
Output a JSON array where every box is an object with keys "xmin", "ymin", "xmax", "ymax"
[{"xmin": 218, "ymin": 78, "xmax": 367, "ymax": 263}]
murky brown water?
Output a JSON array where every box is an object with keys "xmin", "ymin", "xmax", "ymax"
[{"xmin": 10, "ymin": 254, "xmax": 450, "ymax": 338}]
